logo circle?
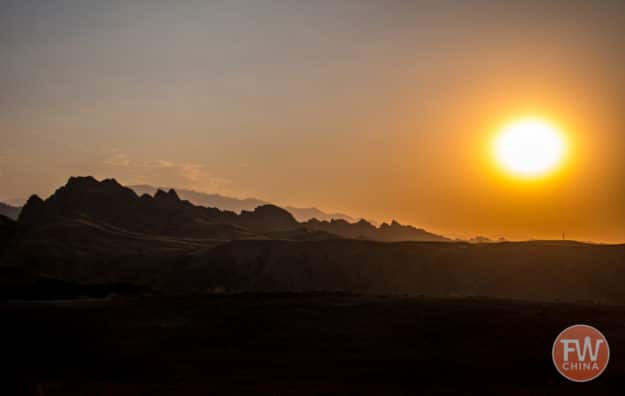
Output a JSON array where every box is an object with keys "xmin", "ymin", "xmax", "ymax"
[{"xmin": 552, "ymin": 324, "xmax": 609, "ymax": 382}]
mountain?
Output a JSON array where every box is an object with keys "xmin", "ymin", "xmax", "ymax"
[
  {"xmin": 130, "ymin": 185, "xmax": 356, "ymax": 222},
  {"xmin": 130, "ymin": 185, "xmax": 267, "ymax": 212},
  {"xmin": 304, "ymin": 218, "xmax": 448, "ymax": 242},
  {"xmin": 18, "ymin": 176, "xmax": 303, "ymax": 240},
  {"xmin": 19, "ymin": 177, "xmax": 446, "ymax": 243},
  {"xmin": 284, "ymin": 206, "xmax": 356, "ymax": 223},
  {"xmin": 0, "ymin": 203, "xmax": 21, "ymax": 220}
]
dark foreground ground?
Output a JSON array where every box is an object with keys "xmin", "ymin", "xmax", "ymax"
[{"xmin": 3, "ymin": 294, "xmax": 624, "ymax": 395}]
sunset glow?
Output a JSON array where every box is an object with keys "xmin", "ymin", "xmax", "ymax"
[{"xmin": 493, "ymin": 118, "xmax": 567, "ymax": 179}]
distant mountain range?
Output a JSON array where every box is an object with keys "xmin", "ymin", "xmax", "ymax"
[
  {"xmin": 16, "ymin": 177, "xmax": 447, "ymax": 242},
  {"xmin": 130, "ymin": 185, "xmax": 357, "ymax": 223},
  {"xmin": 0, "ymin": 203, "xmax": 20, "ymax": 220}
]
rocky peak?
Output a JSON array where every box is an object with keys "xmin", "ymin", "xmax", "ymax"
[
  {"xmin": 17, "ymin": 195, "xmax": 45, "ymax": 226},
  {"xmin": 154, "ymin": 188, "xmax": 181, "ymax": 202},
  {"xmin": 239, "ymin": 205, "xmax": 298, "ymax": 232}
]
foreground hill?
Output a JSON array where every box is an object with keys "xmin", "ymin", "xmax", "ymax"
[
  {"xmin": 176, "ymin": 240, "xmax": 625, "ymax": 303},
  {"xmin": 3, "ymin": 226, "xmax": 625, "ymax": 304}
]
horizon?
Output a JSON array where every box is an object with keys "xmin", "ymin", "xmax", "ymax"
[
  {"xmin": 3, "ymin": 174, "xmax": 622, "ymax": 245},
  {"xmin": 2, "ymin": 1, "xmax": 625, "ymax": 243}
]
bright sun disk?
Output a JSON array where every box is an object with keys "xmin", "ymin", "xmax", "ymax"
[{"xmin": 493, "ymin": 118, "xmax": 566, "ymax": 178}]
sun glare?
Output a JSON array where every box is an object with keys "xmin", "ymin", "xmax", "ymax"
[{"xmin": 493, "ymin": 118, "xmax": 567, "ymax": 179}]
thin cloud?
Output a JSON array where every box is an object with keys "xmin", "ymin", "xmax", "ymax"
[
  {"xmin": 104, "ymin": 153, "xmax": 131, "ymax": 167},
  {"xmin": 103, "ymin": 153, "xmax": 231, "ymax": 192},
  {"xmin": 145, "ymin": 160, "xmax": 175, "ymax": 169}
]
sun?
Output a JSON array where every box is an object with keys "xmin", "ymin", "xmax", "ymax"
[{"xmin": 493, "ymin": 118, "xmax": 567, "ymax": 179}]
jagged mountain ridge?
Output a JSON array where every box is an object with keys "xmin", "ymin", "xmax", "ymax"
[
  {"xmin": 19, "ymin": 176, "xmax": 448, "ymax": 242},
  {"xmin": 19, "ymin": 177, "xmax": 295, "ymax": 239},
  {"xmin": 306, "ymin": 218, "xmax": 447, "ymax": 242},
  {"xmin": 130, "ymin": 184, "xmax": 357, "ymax": 223}
]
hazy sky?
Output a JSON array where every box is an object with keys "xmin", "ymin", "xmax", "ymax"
[{"xmin": 2, "ymin": 0, "xmax": 624, "ymax": 242}]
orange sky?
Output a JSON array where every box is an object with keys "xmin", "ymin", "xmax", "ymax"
[{"xmin": 1, "ymin": 1, "xmax": 624, "ymax": 242}]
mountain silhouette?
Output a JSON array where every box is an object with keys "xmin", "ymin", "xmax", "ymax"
[
  {"xmin": 130, "ymin": 184, "xmax": 357, "ymax": 223},
  {"xmin": 238, "ymin": 205, "xmax": 299, "ymax": 232},
  {"xmin": 19, "ymin": 177, "xmax": 447, "ymax": 242},
  {"xmin": 304, "ymin": 218, "xmax": 448, "ymax": 242},
  {"xmin": 0, "ymin": 202, "xmax": 21, "ymax": 220},
  {"xmin": 131, "ymin": 184, "xmax": 267, "ymax": 212},
  {"xmin": 19, "ymin": 177, "xmax": 251, "ymax": 239},
  {"xmin": 284, "ymin": 206, "xmax": 357, "ymax": 223}
]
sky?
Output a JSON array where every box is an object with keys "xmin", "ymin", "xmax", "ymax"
[{"xmin": 1, "ymin": 0, "xmax": 624, "ymax": 242}]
